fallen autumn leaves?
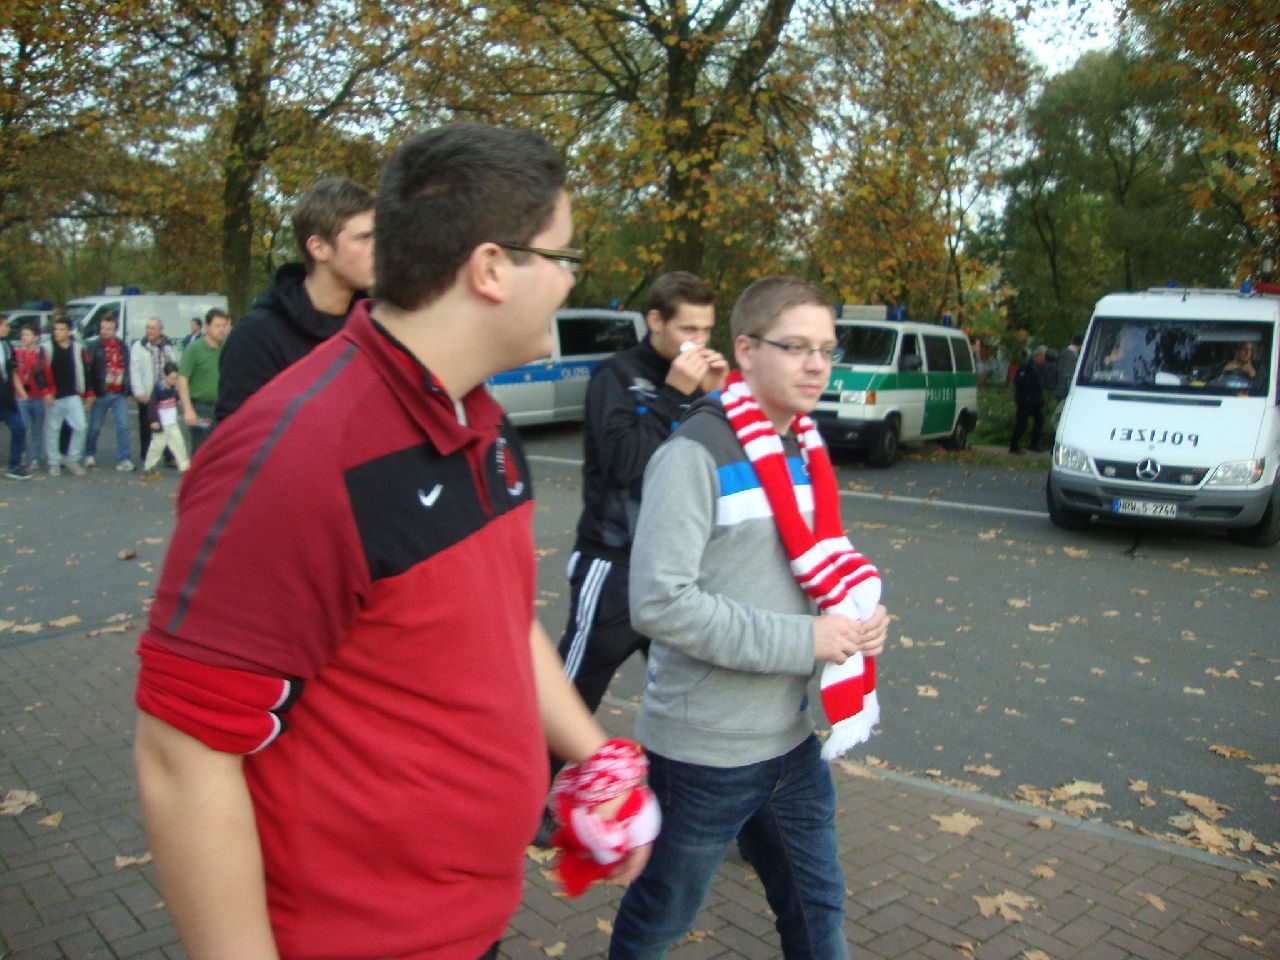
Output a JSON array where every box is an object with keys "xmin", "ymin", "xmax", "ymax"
[{"xmin": 845, "ymin": 746, "xmax": 1279, "ymax": 873}]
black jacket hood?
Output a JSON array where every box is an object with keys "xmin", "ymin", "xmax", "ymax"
[
  {"xmin": 215, "ymin": 263, "xmax": 367, "ymax": 422},
  {"xmin": 251, "ymin": 263, "xmax": 355, "ymax": 344}
]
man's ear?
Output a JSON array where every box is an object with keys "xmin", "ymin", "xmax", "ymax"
[
  {"xmin": 303, "ymin": 234, "xmax": 330, "ymax": 266},
  {"xmin": 644, "ymin": 309, "xmax": 665, "ymax": 338},
  {"xmin": 466, "ymin": 243, "xmax": 508, "ymax": 305},
  {"xmin": 733, "ymin": 334, "xmax": 755, "ymax": 372}
]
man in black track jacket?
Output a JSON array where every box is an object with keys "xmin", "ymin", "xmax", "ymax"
[{"xmin": 535, "ymin": 271, "xmax": 726, "ymax": 842}]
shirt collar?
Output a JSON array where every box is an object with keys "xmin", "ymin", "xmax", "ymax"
[{"xmin": 339, "ymin": 301, "xmax": 506, "ymax": 457}]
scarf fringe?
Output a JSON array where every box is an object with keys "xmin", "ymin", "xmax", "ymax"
[{"xmin": 822, "ymin": 690, "xmax": 880, "ymax": 760}]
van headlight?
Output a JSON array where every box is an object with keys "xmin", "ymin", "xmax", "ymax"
[
  {"xmin": 1053, "ymin": 443, "xmax": 1091, "ymax": 474},
  {"xmin": 1206, "ymin": 459, "xmax": 1264, "ymax": 486},
  {"xmin": 840, "ymin": 390, "xmax": 875, "ymax": 405}
]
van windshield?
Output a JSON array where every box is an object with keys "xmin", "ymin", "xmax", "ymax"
[
  {"xmin": 1079, "ymin": 317, "xmax": 1272, "ymax": 398},
  {"xmin": 834, "ymin": 325, "xmax": 896, "ymax": 365}
]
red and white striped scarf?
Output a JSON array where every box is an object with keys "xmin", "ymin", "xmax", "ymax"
[{"xmin": 720, "ymin": 370, "xmax": 881, "ymax": 759}]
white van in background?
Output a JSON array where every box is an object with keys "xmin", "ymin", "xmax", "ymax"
[
  {"xmin": 488, "ymin": 308, "xmax": 646, "ymax": 426},
  {"xmin": 1, "ymin": 304, "xmax": 56, "ymax": 338},
  {"xmin": 1047, "ymin": 288, "xmax": 1280, "ymax": 546},
  {"xmin": 64, "ymin": 289, "xmax": 228, "ymax": 345}
]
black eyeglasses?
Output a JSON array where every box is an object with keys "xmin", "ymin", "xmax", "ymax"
[
  {"xmin": 497, "ymin": 242, "xmax": 584, "ymax": 274},
  {"xmin": 749, "ymin": 335, "xmax": 843, "ymax": 362}
]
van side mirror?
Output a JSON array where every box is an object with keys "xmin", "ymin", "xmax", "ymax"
[{"xmin": 900, "ymin": 354, "xmax": 922, "ymax": 372}]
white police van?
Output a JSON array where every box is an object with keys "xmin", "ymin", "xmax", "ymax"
[
  {"xmin": 488, "ymin": 307, "xmax": 646, "ymax": 426},
  {"xmin": 1047, "ymin": 288, "xmax": 1280, "ymax": 546},
  {"xmin": 812, "ymin": 308, "xmax": 979, "ymax": 466},
  {"xmin": 1, "ymin": 303, "xmax": 56, "ymax": 338}
]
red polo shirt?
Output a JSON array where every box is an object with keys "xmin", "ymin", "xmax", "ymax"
[{"xmin": 137, "ymin": 302, "xmax": 545, "ymax": 959}]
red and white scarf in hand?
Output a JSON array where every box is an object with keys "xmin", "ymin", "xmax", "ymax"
[
  {"xmin": 551, "ymin": 739, "xmax": 660, "ymax": 897},
  {"xmin": 721, "ymin": 370, "xmax": 881, "ymax": 760}
]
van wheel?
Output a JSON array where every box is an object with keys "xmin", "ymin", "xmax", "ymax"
[
  {"xmin": 945, "ymin": 416, "xmax": 969, "ymax": 451},
  {"xmin": 1229, "ymin": 484, "xmax": 1280, "ymax": 547},
  {"xmin": 1046, "ymin": 476, "xmax": 1091, "ymax": 531},
  {"xmin": 868, "ymin": 419, "xmax": 899, "ymax": 468}
]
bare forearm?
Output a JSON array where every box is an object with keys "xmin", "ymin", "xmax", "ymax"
[
  {"xmin": 177, "ymin": 377, "xmax": 195, "ymax": 419},
  {"xmin": 530, "ymin": 620, "xmax": 607, "ymax": 765},
  {"xmin": 134, "ymin": 712, "xmax": 279, "ymax": 960}
]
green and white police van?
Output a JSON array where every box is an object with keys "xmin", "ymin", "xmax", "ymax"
[
  {"xmin": 1048, "ymin": 287, "xmax": 1280, "ymax": 546},
  {"xmin": 812, "ymin": 308, "xmax": 979, "ymax": 467}
]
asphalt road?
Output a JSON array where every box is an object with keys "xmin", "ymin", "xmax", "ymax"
[
  {"xmin": 521, "ymin": 425, "xmax": 1279, "ymax": 866},
  {"xmin": 2, "ymin": 424, "xmax": 1275, "ymax": 869}
]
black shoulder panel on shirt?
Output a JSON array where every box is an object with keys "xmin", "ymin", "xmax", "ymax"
[{"xmin": 344, "ymin": 422, "xmax": 533, "ymax": 582}]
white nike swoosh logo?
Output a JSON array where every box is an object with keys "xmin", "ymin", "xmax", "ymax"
[{"xmin": 418, "ymin": 484, "xmax": 443, "ymax": 508}]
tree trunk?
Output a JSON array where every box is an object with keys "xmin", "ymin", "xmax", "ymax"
[
  {"xmin": 220, "ymin": 80, "xmax": 272, "ymax": 316},
  {"xmin": 663, "ymin": 159, "xmax": 708, "ymax": 271},
  {"xmin": 654, "ymin": 0, "xmax": 795, "ymax": 277},
  {"xmin": 222, "ymin": 165, "xmax": 257, "ymax": 319},
  {"xmin": 219, "ymin": 2, "xmax": 281, "ymax": 318}
]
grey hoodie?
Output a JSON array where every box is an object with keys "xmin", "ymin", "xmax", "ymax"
[{"xmin": 629, "ymin": 398, "xmax": 821, "ymax": 768}]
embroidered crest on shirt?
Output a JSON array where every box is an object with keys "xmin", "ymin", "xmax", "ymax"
[{"xmin": 494, "ymin": 437, "xmax": 524, "ymax": 497}]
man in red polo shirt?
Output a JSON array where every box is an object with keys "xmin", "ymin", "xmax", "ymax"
[{"xmin": 134, "ymin": 123, "xmax": 652, "ymax": 960}]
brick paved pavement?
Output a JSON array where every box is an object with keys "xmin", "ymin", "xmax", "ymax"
[
  {"xmin": 1, "ymin": 455, "xmax": 1276, "ymax": 960},
  {"xmin": 2, "ymin": 623, "xmax": 1277, "ymax": 959}
]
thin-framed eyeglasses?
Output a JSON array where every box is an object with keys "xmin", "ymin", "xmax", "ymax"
[
  {"xmin": 749, "ymin": 335, "xmax": 843, "ymax": 363},
  {"xmin": 497, "ymin": 242, "xmax": 584, "ymax": 274}
]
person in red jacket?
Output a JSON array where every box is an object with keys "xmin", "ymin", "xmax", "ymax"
[
  {"xmin": 12, "ymin": 323, "xmax": 51, "ymax": 471},
  {"xmin": 134, "ymin": 123, "xmax": 654, "ymax": 960},
  {"xmin": 84, "ymin": 312, "xmax": 134, "ymax": 471}
]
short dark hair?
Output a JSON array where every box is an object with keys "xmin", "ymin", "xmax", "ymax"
[
  {"xmin": 644, "ymin": 272, "xmax": 715, "ymax": 323},
  {"xmin": 52, "ymin": 316, "xmax": 71, "ymax": 331},
  {"xmin": 730, "ymin": 277, "xmax": 833, "ymax": 339},
  {"xmin": 292, "ymin": 177, "xmax": 376, "ymax": 271},
  {"xmin": 205, "ymin": 307, "xmax": 228, "ymax": 325},
  {"xmin": 162, "ymin": 361, "xmax": 179, "ymax": 375},
  {"xmin": 374, "ymin": 123, "xmax": 566, "ymax": 311}
]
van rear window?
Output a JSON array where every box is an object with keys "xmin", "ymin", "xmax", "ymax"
[
  {"xmin": 924, "ymin": 335, "xmax": 954, "ymax": 373},
  {"xmin": 558, "ymin": 315, "xmax": 639, "ymax": 357},
  {"xmin": 1079, "ymin": 318, "xmax": 1272, "ymax": 397}
]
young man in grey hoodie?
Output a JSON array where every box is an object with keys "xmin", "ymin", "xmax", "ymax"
[{"xmin": 610, "ymin": 277, "xmax": 889, "ymax": 959}]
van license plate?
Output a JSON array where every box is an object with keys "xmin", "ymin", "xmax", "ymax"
[{"xmin": 1112, "ymin": 498, "xmax": 1177, "ymax": 518}]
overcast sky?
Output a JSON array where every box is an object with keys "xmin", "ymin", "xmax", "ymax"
[{"xmin": 1013, "ymin": 0, "xmax": 1121, "ymax": 75}]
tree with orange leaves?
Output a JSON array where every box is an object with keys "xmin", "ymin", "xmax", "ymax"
[
  {"xmin": 807, "ymin": 0, "xmax": 1031, "ymax": 324},
  {"xmin": 1126, "ymin": 0, "xmax": 1279, "ymax": 274},
  {"xmin": 456, "ymin": 0, "xmax": 816, "ymax": 308}
]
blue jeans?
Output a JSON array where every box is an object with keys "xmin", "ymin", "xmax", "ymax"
[
  {"xmin": 18, "ymin": 397, "xmax": 45, "ymax": 467},
  {"xmin": 45, "ymin": 397, "xmax": 86, "ymax": 468},
  {"xmin": 188, "ymin": 399, "xmax": 216, "ymax": 455},
  {"xmin": 609, "ymin": 735, "xmax": 848, "ymax": 960},
  {"xmin": 86, "ymin": 392, "xmax": 131, "ymax": 464},
  {"xmin": 1, "ymin": 405, "xmax": 26, "ymax": 470}
]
